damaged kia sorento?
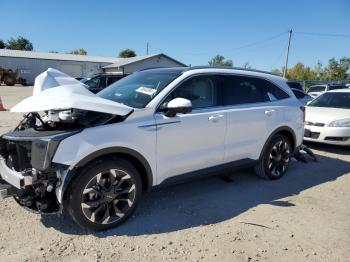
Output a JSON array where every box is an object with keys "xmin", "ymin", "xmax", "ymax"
[{"xmin": 0, "ymin": 67, "xmax": 304, "ymax": 231}]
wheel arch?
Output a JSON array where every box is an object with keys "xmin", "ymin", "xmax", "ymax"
[
  {"xmin": 259, "ymin": 126, "xmax": 297, "ymax": 160},
  {"xmin": 60, "ymin": 147, "xmax": 153, "ymax": 203}
]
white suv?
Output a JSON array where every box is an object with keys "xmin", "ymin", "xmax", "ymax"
[{"xmin": 0, "ymin": 67, "xmax": 304, "ymax": 231}]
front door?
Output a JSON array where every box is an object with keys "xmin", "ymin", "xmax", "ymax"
[{"xmin": 155, "ymin": 75, "xmax": 227, "ymax": 183}]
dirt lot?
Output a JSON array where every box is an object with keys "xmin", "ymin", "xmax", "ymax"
[{"xmin": 0, "ymin": 86, "xmax": 349, "ymax": 262}]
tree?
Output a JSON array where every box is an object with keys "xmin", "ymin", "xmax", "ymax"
[
  {"xmin": 271, "ymin": 68, "xmax": 282, "ymax": 76},
  {"xmin": 6, "ymin": 36, "xmax": 33, "ymax": 51},
  {"xmin": 323, "ymin": 57, "xmax": 350, "ymax": 81},
  {"xmin": 242, "ymin": 62, "xmax": 251, "ymax": 69},
  {"xmin": 208, "ymin": 55, "xmax": 233, "ymax": 67},
  {"xmin": 0, "ymin": 39, "xmax": 5, "ymax": 49},
  {"xmin": 67, "ymin": 48, "xmax": 87, "ymax": 55},
  {"xmin": 286, "ymin": 63, "xmax": 316, "ymax": 80},
  {"xmin": 49, "ymin": 50, "xmax": 59, "ymax": 53},
  {"xmin": 118, "ymin": 49, "xmax": 137, "ymax": 58}
]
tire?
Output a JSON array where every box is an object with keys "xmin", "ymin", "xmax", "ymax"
[
  {"xmin": 66, "ymin": 158, "xmax": 142, "ymax": 231},
  {"xmin": 254, "ymin": 134, "xmax": 292, "ymax": 180}
]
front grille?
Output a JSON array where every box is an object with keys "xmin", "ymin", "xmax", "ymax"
[
  {"xmin": 325, "ymin": 137, "xmax": 349, "ymax": 142},
  {"xmin": 5, "ymin": 141, "xmax": 32, "ymax": 172}
]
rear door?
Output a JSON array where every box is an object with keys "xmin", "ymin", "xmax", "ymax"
[{"xmin": 222, "ymin": 75, "xmax": 290, "ymax": 162}]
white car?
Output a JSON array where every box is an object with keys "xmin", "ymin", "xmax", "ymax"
[
  {"xmin": 304, "ymin": 89, "xmax": 350, "ymax": 146},
  {"xmin": 0, "ymin": 67, "xmax": 304, "ymax": 231},
  {"xmin": 307, "ymin": 84, "xmax": 347, "ymax": 98}
]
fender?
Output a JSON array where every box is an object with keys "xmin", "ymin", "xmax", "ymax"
[
  {"xmin": 57, "ymin": 147, "xmax": 153, "ymax": 204},
  {"xmin": 258, "ymin": 126, "xmax": 297, "ymax": 160}
]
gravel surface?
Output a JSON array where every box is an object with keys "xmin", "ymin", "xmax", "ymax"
[{"xmin": 0, "ymin": 86, "xmax": 349, "ymax": 262}]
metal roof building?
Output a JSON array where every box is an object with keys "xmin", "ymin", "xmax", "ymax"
[{"xmin": 0, "ymin": 49, "xmax": 186, "ymax": 84}]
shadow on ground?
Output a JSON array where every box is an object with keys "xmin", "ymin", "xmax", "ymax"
[{"xmin": 41, "ymin": 146, "xmax": 350, "ymax": 237}]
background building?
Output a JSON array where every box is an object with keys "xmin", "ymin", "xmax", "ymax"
[{"xmin": 0, "ymin": 49, "xmax": 186, "ymax": 84}]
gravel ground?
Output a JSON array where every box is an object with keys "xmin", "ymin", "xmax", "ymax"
[{"xmin": 0, "ymin": 86, "xmax": 349, "ymax": 262}]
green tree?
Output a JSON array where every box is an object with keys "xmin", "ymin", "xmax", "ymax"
[
  {"xmin": 118, "ymin": 49, "xmax": 137, "ymax": 58},
  {"xmin": 323, "ymin": 57, "xmax": 350, "ymax": 81},
  {"xmin": 208, "ymin": 55, "xmax": 233, "ymax": 67},
  {"xmin": 0, "ymin": 39, "xmax": 5, "ymax": 49},
  {"xmin": 68, "ymin": 48, "xmax": 87, "ymax": 55},
  {"xmin": 49, "ymin": 50, "xmax": 59, "ymax": 53},
  {"xmin": 6, "ymin": 36, "xmax": 33, "ymax": 51},
  {"xmin": 286, "ymin": 63, "xmax": 316, "ymax": 80}
]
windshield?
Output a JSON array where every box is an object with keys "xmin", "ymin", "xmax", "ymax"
[
  {"xmin": 98, "ymin": 71, "xmax": 181, "ymax": 108},
  {"xmin": 308, "ymin": 92, "xmax": 350, "ymax": 109},
  {"xmin": 308, "ymin": 86, "xmax": 325, "ymax": 93}
]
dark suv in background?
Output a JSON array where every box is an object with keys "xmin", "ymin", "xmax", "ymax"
[{"xmin": 81, "ymin": 73, "xmax": 125, "ymax": 93}]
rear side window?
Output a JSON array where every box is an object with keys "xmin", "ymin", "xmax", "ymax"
[
  {"xmin": 222, "ymin": 76, "xmax": 288, "ymax": 106},
  {"xmin": 292, "ymin": 89, "xmax": 306, "ymax": 99}
]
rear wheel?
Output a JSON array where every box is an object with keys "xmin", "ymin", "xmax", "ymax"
[
  {"xmin": 255, "ymin": 134, "xmax": 292, "ymax": 180},
  {"xmin": 67, "ymin": 158, "xmax": 142, "ymax": 231}
]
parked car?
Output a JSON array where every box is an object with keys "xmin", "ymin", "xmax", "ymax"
[
  {"xmin": 307, "ymin": 84, "xmax": 347, "ymax": 98},
  {"xmin": 0, "ymin": 67, "xmax": 304, "ymax": 231},
  {"xmin": 304, "ymin": 89, "xmax": 350, "ymax": 146},
  {"xmin": 287, "ymin": 81, "xmax": 304, "ymax": 91},
  {"xmin": 82, "ymin": 73, "xmax": 125, "ymax": 93},
  {"xmin": 291, "ymin": 88, "xmax": 313, "ymax": 105}
]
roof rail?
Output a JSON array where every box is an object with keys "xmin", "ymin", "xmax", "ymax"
[{"xmin": 185, "ymin": 66, "xmax": 280, "ymax": 76}]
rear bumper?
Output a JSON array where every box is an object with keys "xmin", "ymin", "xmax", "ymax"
[
  {"xmin": 0, "ymin": 155, "xmax": 33, "ymax": 189},
  {"xmin": 304, "ymin": 125, "xmax": 350, "ymax": 146}
]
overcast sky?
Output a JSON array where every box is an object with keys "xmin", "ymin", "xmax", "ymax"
[{"xmin": 2, "ymin": 0, "xmax": 350, "ymax": 71}]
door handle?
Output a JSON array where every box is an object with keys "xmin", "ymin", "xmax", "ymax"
[
  {"xmin": 265, "ymin": 109, "xmax": 275, "ymax": 116},
  {"xmin": 208, "ymin": 114, "xmax": 224, "ymax": 122}
]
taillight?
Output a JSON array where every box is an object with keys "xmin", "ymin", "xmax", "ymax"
[{"xmin": 300, "ymin": 106, "xmax": 305, "ymax": 122}]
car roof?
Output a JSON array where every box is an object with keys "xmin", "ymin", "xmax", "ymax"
[{"xmin": 328, "ymin": 88, "xmax": 350, "ymax": 93}]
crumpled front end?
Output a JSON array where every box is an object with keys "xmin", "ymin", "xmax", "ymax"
[{"xmin": 0, "ymin": 129, "xmax": 79, "ymax": 213}]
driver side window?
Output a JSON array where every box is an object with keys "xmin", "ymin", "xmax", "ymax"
[{"xmin": 163, "ymin": 75, "xmax": 221, "ymax": 109}]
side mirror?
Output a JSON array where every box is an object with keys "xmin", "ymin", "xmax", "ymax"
[{"xmin": 164, "ymin": 98, "xmax": 192, "ymax": 117}]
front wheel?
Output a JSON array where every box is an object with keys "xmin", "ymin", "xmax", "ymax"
[
  {"xmin": 255, "ymin": 134, "xmax": 292, "ymax": 180},
  {"xmin": 66, "ymin": 158, "xmax": 142, "ymax": 231}
]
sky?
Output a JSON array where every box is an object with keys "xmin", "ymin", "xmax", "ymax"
[{"xmin": 1, "ymin": 0, "xmax": 350, "ymax": 71}]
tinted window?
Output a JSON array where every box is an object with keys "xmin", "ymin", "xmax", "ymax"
[
  {"xmin": 85, "ymin": 77, "xmax": 100, "ymax": 89},
  {"xmin": 292, "ymin": 89, "xmax": 306, "ymax": 99},
  {"xmin": 222, "ymin": 76, "xmax": 288, "ymax": 105},
  {"xmin": 166, "ymin": 75, "xmax": 221, "ymax": 109},
  {"xmin": 263, "ymin": 80, "xmax": 289, "ymax": 100},
  {"xmin": 328, "ymin": 85, "xmax": 346, "ymax": 91},
  {"xmin": 287, "ymin": 81, "xmax": 303, "ymax": 91},
  {"xmin": 308, "ymin": 86, "xmax": 325, "ymax": 92},
  {"xmin": 309, "ymin": 92, "xmax": 350, "ymax": 109},
  {"xmin": 107, "ymin": 76, "xmax": 122, "ymax": 86}
]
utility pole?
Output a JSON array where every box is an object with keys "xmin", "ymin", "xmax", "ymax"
[
  {"xmin": 283, "ymin": 29, "xmax": 292, "ymax": 78},
  {"xmin": 146, "ymin": 42, "xmax": 149, "ymax": 55}
]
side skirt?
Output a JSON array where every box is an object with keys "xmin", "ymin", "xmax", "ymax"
[{"xmin": 156, "ymin": 158, "xmax": 258, "ymax": 188}]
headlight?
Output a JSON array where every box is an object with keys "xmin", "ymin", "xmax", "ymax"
[{"xmin": 328, "ymin": 118, "xmax": 350, "ymax": 127}]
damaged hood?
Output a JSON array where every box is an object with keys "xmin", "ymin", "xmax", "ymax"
[{"xmin": 11, "ymin": 69, "xmax": 133, "ymax": 116}]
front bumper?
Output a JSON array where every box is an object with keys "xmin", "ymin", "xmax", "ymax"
[
  {"xmin": 304, "ymin": 125, "xmax": 350, "ymax": 146},
  {"xmin": 0, "ymin": 155, "xmax": 33, "ymax": 189}
]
